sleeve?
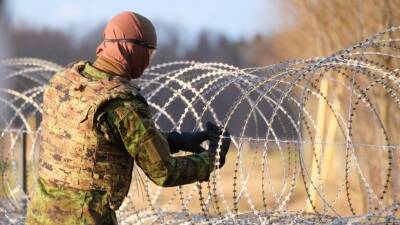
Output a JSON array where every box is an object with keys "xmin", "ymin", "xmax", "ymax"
[{"xmin": 98, "ymin": 96, "xmax": 214, "ymax": 187}]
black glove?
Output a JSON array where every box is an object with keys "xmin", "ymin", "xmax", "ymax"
[
  {"xmin": 166, "ymin": 131, "xmax": 208, "ymax": 154},
  {"xmin": 206, "ymin": 122, "xmax": 231, "ymax": 168}
]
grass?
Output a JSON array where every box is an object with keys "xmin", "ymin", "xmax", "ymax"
[{"xmin": 124, "ymin": 145, "xmax": 372, "ymax": 218}]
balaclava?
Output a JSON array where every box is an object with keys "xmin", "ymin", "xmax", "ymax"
[{"xmin": 94, "ymin": 11, "xmax": 157, "ymax": 79}]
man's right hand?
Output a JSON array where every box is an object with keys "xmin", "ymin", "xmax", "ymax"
[
  {"xmin": 206, "ymin": 122, "xmax": 231, "ymax": 168},
  {"xmin": 166, "ymin": 131, "xmax": 208, "ymax": 154}
]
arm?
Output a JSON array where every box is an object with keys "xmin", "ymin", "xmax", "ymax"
[{"xmin": 98, "ymin": 96, "xmax": 214, "ymax": 187}]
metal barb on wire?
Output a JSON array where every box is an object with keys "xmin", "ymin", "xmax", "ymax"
[{"xmin": 1, "ymin": 27, "xmax": 400, "ymax": 224}]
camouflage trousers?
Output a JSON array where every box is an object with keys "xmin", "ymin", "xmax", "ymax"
[{"xmin": 25, "ymin": 178, "xmax": 118, "ymax": 225}]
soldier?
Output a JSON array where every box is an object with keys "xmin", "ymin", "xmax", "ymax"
[{"xmin": 25, "ymin": 11, "xmax": 231, "ymax": 225}]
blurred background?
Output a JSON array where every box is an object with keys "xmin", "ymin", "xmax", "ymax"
[
  {"xmin": 0, "ymin": 0, "xmax": 398, "ymax": 66},
  {"xmin": 1, "ymin": 0, "xmax": 400, "ymax": 219},
  {"xmin": 0, "ymin": 0, "xmax": 282, "ymax": 67}
]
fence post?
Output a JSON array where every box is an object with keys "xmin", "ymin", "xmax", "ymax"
[{"xmin": 22, "ymin": 132, "xmax": 27, "ymax": 194}]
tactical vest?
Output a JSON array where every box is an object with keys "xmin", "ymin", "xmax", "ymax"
[{"xmin": 39, "ymin": 62, "xmax": 138, "ymax": 209}]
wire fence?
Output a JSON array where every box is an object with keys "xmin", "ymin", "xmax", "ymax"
[{"xmin": 1, "ymin": 27, "xmax": 400, "ymax": 224}]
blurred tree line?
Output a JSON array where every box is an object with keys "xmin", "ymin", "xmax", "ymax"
[
  {"xmin": 0, "ymin": 0, "xmax": 283, "ymax": 69},
  {"xmin": 0, "ymin": 0, "xmax": 3, "ymax": 16},
  {"xmin": 252, "ymin": 0, "xmax": 400, "ymax": 213},
  {"xmin": 0, "ymin": 2, "xmax": 263, "ymax": 68}
]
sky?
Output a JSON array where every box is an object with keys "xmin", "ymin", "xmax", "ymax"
[{"xmin": 6, "ymin": 0, "xmax": 283, "ymax": 41}]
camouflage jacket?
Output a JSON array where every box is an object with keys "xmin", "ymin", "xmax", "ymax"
[{"xmin": 25, "ymin": 62, "xmax": 214, "ymax": 225}]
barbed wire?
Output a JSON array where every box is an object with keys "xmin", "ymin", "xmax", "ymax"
[{"xmin": 1, "ymin": 26, "xmax": 400, "ymax": 224}]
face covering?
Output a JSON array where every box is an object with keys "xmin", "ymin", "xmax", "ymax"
[{"xmin": 95, "ymin": 11, "xmax": 157, "ymax": 79}]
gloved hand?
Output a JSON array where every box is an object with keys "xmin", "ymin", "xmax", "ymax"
[
  {"xmin": 166, "ymin": 131, "xmax": 208, "ymax": 154},
  {"xmin": 206, "ymin": 122, "xmax": 231, "ymax": 168}
]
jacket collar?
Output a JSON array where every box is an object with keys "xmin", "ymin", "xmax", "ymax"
[{"xmin": 82, "ymin": 62, "xmax": 112, "ymax": 80}]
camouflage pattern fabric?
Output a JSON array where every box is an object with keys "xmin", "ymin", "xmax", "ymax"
[
  {"xmin": 25, "ymin": 178, "xmax": 118, "ymax": 225},
  {"xmin": 38, "ymin": 61, "xmax": 137, "ymax": 209},
  {"xmin": 101, "ymin": 95, "xmax": 214, "ymax": 187},
  {"xmin": 25, "ymin": 62, "xmax": 214, "ymax": 225}
]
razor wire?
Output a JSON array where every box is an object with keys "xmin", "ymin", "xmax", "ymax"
[{"xmin": 0, "ymin": 27, "xmax": 400, "ymax": 224}]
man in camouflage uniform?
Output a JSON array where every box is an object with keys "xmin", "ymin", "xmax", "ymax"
[{"xmin": 25, "ymin": 11, "xmax": 231, "ymax": 225}]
